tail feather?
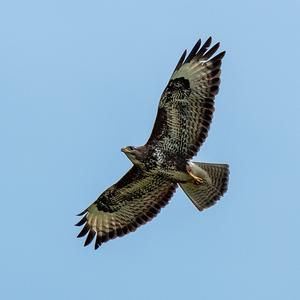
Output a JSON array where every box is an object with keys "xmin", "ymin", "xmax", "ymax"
[{"xmin": 179, "ymin": 162, "xmax": 229, "ymax": 211}]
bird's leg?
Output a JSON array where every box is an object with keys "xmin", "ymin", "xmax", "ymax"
[{"xmin": 186, "ymin": 165, "xmax": 204, "ymax": 185}]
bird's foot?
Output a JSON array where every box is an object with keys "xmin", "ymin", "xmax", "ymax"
[{"xmin": 187, "ymin": 166, "xmax": 204, "ymax": 185}]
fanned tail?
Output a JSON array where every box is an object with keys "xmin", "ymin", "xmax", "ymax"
[{"xmin": 179, "ymin": 162, "xmax": 229, "ymax": 211}]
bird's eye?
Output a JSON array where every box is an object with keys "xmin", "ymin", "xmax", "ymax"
[{"xmin": 128, "ymin": 146, "xmax": 134, "ymax": 150}]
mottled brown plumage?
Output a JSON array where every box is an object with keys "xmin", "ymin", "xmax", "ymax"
[{"xmin": 76, "ymin": 37, "xmax": 229, "ymax": 249}]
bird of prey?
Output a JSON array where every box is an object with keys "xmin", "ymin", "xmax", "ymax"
[{"xmin": 76, "ymin": 37, "xmax": 229, "ymax": 249}]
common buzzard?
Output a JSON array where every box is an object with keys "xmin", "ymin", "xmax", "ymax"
[{"xmin": 76, "ymin": 37, "xmax": 229, "ymax": 249}]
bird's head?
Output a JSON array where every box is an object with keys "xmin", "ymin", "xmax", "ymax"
[{"xmin": 121, "ymin": 146, "xmax": 145, "ymax": 166}]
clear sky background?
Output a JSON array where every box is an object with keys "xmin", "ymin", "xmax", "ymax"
[{"xmin": 1, "ymin": 1, "xmax": 299, "ymax": 299}]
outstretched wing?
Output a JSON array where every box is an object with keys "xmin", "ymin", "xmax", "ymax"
[
  {"xmin": 76, "ymin": 166, "xmax": 177, "ymax": 249},
  {"xmin": 147, "ymin": 37, "xmax": 225, "ymax": 160}
]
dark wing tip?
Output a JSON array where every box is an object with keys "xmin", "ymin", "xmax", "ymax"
[
  {"xmin": 219, "ymin": 50, "xmax": 226, "ymax": 59},
  {"xmin": 77, "ymin": 224, "xmax": 90, "ymax": 238},
  {"xmin": 84, "ymin": 230, "xmax": 96, "ymax": 247},
  {"xmin": 173, "ymin": 49, "xmax": 187, "ymax": 72},
  {"xmin": 173, "ymin": 37, "xmax": 225, "ymax": 74},
  {"xmin": 77, "ymin": 209, "xmax": 88, "ymax": 216},
  {"xmin": 211, "ymin": 50, "xmax": 226, "ymax": 62},
  {"xmin": 94, "ymin": 236, "xmax": 102, "ymax": 250},
  {"xmin": 185, "ymin": 38, "xmax": 201, "ymax": 63},
  {"xmin": 202, "ymin": 42, "xmax": 220, "ymax": 60},
  {"xmin": 75, "ymin": 215, "xmax": 87, "ymax": 226},
  {"xmin": 196, "ymin": 37, "xmax": 213, "ymax": 57}
]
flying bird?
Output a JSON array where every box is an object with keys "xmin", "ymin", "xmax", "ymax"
[{"xmin": 76, "ymin": 37, "xmax": 229, "ymax": 249}]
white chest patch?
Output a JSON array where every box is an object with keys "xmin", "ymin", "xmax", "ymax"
[{"xmin": 153, "ymin": 148, "xmax": 165, "ymax": 165}]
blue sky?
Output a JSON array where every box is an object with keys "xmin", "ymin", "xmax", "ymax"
[{"xmin": 1, "ymin": 0, "xmax": 300, "ymax": 299}]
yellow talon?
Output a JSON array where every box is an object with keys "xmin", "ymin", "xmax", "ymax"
[{"xmin": 187, "ymin": 168, "xmax": 204, "ymax": 184}]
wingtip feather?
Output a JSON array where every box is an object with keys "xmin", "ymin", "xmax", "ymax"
[
  {"xmin": 77, "ymin": 224, "xmax": 89, "ymax": 238},
  {"xmin": 75, "ymin": 215, "xmax": 87, "ymax": 226},
  {"xmin": 94, "ymin": 236, "xmax": 102, "ymax": 250},
  {"xmin": 185, "ymin": 39, "xmax": 201, "ymax": 63},
  {"xmin": 77, "ymin": 209, "xmax": 88, "ymax": 216},
  {"xmin": 202, "ymin": 42, "xmax": 220, "ymax": 60},
  {"xmin": 84, "ymin": 230, "xmax": 96, "ymax": 247},
  {"xmin": 197, "ymin": 37, "xmax": 213, "ymax": 57},
  {"xmin": 174, "ymin": 49, "xmax": 187, "ymax": 72},
  {"xmin": 211, "ymin": 50, "xmax": 226, "ymax": 61}
]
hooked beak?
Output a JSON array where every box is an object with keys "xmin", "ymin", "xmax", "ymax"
[{"xmin": 121, "ymin": 147, "xmax": 130, "ymax": 153}]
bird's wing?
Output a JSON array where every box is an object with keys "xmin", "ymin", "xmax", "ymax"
[
  {"xmin": 147, "ymin": 37, "xmax": 225, "ymax": 160},
  {"xmin": 76, "ymin": 166, "xmax": 177, "ymax": 249}
]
